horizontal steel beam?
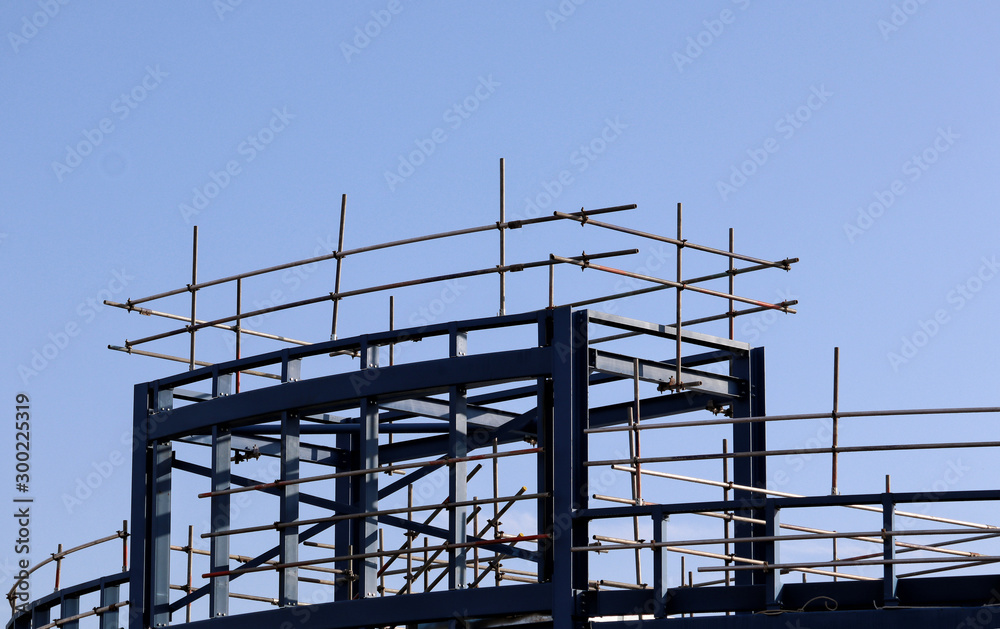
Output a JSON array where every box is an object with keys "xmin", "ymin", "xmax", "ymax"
[
  {"xmin": 146, "ymin": 347, "xmax": 552, "ymax": 441},
  {"xmin": 590, "ymin": 349, "xmax": 740, "ymax": 398}
]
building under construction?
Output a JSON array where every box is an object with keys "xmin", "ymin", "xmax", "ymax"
[{"xmin": 9, "ymin": 165, "xmax": 1000, "ymax": 629}]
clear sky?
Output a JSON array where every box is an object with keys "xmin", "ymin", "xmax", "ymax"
[{"xmin": 2, "ymin": 0, "xmax": 1000, "ymax": 607}]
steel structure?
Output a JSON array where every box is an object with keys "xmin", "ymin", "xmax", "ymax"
[{"xmin": 9, "ymin": 169, "xmax": 1000, "ymax": 629}]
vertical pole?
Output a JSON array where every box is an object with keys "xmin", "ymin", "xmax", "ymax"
[
  {"xmin": 627, "ymin": 409, "xmax": 642, "ymax": 585},
  {"xmin": 651, "ymin": 510, "xmax": 669, "ymax": 618},
  {"xmin": 29, "ymin": 605, "xmax": 48, "ymax": 629},
  {"xmin": 335, "ymin": 431, "xmax": 355, "ymax": 602},
  {"xmin": 723, "ymin": 439, "xmax": 731, "ymax": 592},
  {"xmin": 500, "ymin": 157, "xmax": 506, "ymax": 316},
  {"xmin": 55, "ymin": 544, "xmax": 62, "ymax": 591},
  {"xmin": 210, "ymin": 426, "xmax": 230, "ymax": 618},
  {"xmin": 122, "ymin": 520, "xmax": 128, "ymax": 573},
  {"xmin": 185, "ymin": 525, "xmax": 193, "ymax": 623},
  {"xmin": 389, "ymin": 295, "xmax": 395, "ymax": 366},
  {"xmin": 378, "ymin": 529, "xmax": 385, "ymax": 595},
  {"xmin": 423, "ymin": 537, "xmax": 429, "ymax": 592},
  {"xmin": 331, "ymin": 194, "xmax": 348, "ymax": 341},
  {"xmin": 235, "ymin": 278, "xmax": 242, "ymax": 393},
  {"xmin": 151, "ymin": 440, "xmax": 172, "ymax": 628},
  {"xmin": 100, "ymin": 582, "xmax": 120, "ymax": 629},
  {"xmin": 280, "ymin": 412, "xmax": 300, "ymax": 606},
  {"xmin": 728, "ymin": 228, "xmax": 735, "ymax": 341},
  {"xmin": 632, "ymin": 359, "xmax": 642, "ymax": 505},
  {"xmin": 764, "ymin": 501, "xmax": 781, "ymax": 609},
  {"xmin": 675, "ymin": 203, "xmax": 683, "ymax": 386},
  {"xmin": 493, "ymin": 438, "xmax": 501, "ymax": 586},
  {"xmin": 358, "ymin": 338, "xmax": 380, "ymax": 597},
  {"xmin": 536, "ymin": 313, "xmax": 555, "ymax": 584},
  {"xmin": 473, "ymin": 505, "xmax": 481, "ymax": 585},
  {"xmin": 60, "ymin": 595, "xmax": 79, "ymax": 629},
  {"xmin": 548, "ymin": 257, "xmax": 555, "ymax": 309},
  {"xmin": 883, "ymin": 492, "xmax": 897, "ymax": 606},
  {"xmin": 552, "ymin": 308, "xmax": 589, "ymax": 629},
  {"xmin": 407, "ymin": 484, "xmax": 414, "ymax": 589},
  {"xmin": 832, "ymin": 347, "xmax": 840, "ymax": 495},
  {"xmin": 189, "ymin": 225, "xmax": 198, "ymax": 371},
  {"xmin": 731, "ymin": 347, "xmax": 766, "ymax": 587},
  {"xmin": 449, "ymin": 325, "xmax": 469, "ymax": 589},
  {"xmin": 128, "ymin": 385, "xmax": 150, "ymax": 629}
]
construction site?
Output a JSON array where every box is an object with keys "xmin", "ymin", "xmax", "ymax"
[{"xmin": 8, "ymin": 162, "xmax": 1000, "ymax": 629}]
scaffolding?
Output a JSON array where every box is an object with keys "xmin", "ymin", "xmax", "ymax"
[{"xmin": 9, "ymin": 161, "xmax": 1000, "ymax": 629}]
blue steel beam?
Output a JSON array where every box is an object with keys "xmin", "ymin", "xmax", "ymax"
[
  {"xmin": 150, "ymin": 441, "xmax": 172, "ymax": 628},
  {"xmin": 279, "ymin": 413, "xmax": 299, "ymax": 607},
  {"xmin": 147, "ymin": 347, "xmax": 552, "ymax": 440},
  {"xmin": 209, "ymin": 426, "xmax": 230, "ymax": 618},
  {"xmin": 448, "ymin": 327, "xmax": 469, "ymax": 590}
]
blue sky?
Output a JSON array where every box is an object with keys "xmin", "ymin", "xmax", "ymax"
[{"xmin": 2, "ymin": 0, "xmax": 1000, "ymax": 606}]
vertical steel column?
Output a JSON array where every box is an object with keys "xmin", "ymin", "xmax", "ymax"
[
  {"xmin": 99, "ymin": 582, "xmax": 120, "ymax": 629},
  {"xmin": 749, "ymin": 347, "xmax": 767, "ymax": 576},
  {"xmin": 449, "ymin": 325, "xmax": 469, "ymax": 589},
  {"xmin": 764, "ymin": 500, "xmax": 782, "ymax": 608},
  {"xmin": 210, "ymin": 425, "xmax": 230, "ymax": 618},
  {"xmin": 128, "ymin": 385, "xmax": 150, "ymax": 629},
  {"xmin": 537, "ymin": 311, "xmax": 555, "ymax": 583},
  {"xmin": 731, "ymin": 346, "xmax": 766, "ymax": 587},
  {"xmin": 358, "ymin": 338, "xmax": 380, "ymax": 597},
  {"xmin": 280, "ymin": 412, "xmax": 300, "ymax": 606},
  {"xmin": 551, "ymin": 307, "xmax": 589, "ymax": 629},
  {"xmin": 151, "ymin": 439, "xmax": 172, "ymax": 628},
  {"xmin": 60, "ymin": 595, "xmax": 79, "ymax": 629},
  {"xmin": 883, "ymin": 494, "xmax": 898, "ymax": 606},
  {"xmin": 30, "ymin": 606, "xmax": 48, "ymax": 629},
  {"xmin": 651, "ymin": 509, "xmax": 669, "ymax": 618},
  {"xmin": 335, "ymin": 431, "xmax": 355, "ymax": 601}
]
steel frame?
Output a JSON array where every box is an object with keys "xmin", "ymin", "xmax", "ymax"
[
  {"xmin": 9, "ymin": 183, "xmax": 1000, "ymax": 629},
  {"xmin": 8, "ymin": 306, "xmax": 1000, "ymax": 629}
]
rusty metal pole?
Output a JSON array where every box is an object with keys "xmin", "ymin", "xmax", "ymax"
[
  {"xmin": 729, "ymin": 228, "xmax": 735, "ymax": 340},
  {"xmin": 832, "ymin": 347, "xmax": 840, "ymax": 495},
  {"xmin": 675, "ymin": 203, "xmax": 683, "ymax": 386},
  {"xmin": 189, "ymin": 225, "xmax": 198, "ymax": 370},
  {"xmin": 235, "ymin": 278, "xmax": 242, "ymax": 393},
  {"xmin": 500, "ymin": 158, "xmax": 506, "ymax": 316},
  {"xmin": 331, "ymin": 194, "xmax": 347, "ymax": 340},
  {"xmin": 186, "ymin": 525, "xmax": 194, "ymax": 622}
]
